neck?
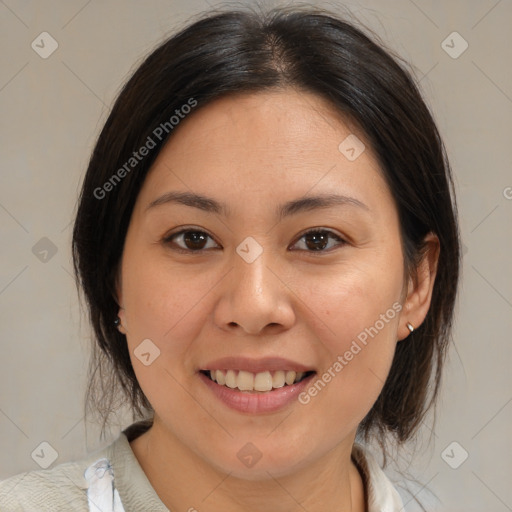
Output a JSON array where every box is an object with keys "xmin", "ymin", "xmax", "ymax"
[{"xmin": 130, "ymin": 419, "xmax": 366, "ymax": 512}]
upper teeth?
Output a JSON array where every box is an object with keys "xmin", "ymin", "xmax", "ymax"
[{"xmin": 208, "ymin": 370, "xmax": 305, "ymax": 392}]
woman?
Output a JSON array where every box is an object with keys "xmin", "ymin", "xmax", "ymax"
[{"xmin": 0, "ymin": 4, "xmax": 460, "ymax": 511}]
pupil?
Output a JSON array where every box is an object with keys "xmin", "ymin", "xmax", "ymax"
[
  {"xmin": 181, "ymin": 231, "xmax": 329, "ymax": 251},
  {"xmin": 306, "ymin": 232, "xmax": 327, "ymax": 251},
  {"xmin": 185, "ymin": 231, "xmax": 206, "ymax": 249}
]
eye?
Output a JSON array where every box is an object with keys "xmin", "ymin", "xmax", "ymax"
[
  {"xmin": 163, "ymin": 227, "xmax": 346, "ymax": 254},
  {"xmin": 290, "ymin": 229, "xmax": 346, "ymax": 252},
  {"xmin": 163, "ymin": 229, "xmax": 219, "ymax": 253}
]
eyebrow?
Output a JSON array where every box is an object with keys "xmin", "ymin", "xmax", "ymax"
[{"xmin": 146, "ymin": 190, "xmax": 370, "ymax": 219}]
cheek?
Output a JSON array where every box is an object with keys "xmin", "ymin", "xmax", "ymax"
[
  {"xmin": 120, "ymin": 256, "xmax": 212, "ymax": 410},
  {"xmin": 300, "ymin": 256, "xmax": 402, "ymax": 345},
  {"xmin": 122, "ymin": 254, "xmax": 210, "ymax": 342},
  {"xmin": 294, "ymin": 257, "xmax": 402, "ymax": 419}
]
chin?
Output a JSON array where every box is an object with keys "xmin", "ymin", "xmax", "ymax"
[{"xmin": 196, "ymin": 436, "xmax": 319, "ymax": 481}]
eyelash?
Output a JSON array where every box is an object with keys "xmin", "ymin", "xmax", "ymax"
[{"xmin": 162, "ymin": 227, "xmax": 347, "ymax": 254}]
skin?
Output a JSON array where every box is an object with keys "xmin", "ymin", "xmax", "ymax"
[{"xmin": 116, "ymin": 88, "xmax": 439, "ymax": 512}]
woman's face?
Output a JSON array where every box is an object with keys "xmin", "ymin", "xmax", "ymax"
[{"xmin": 117, "ymin": 89, "xmax": 409, "ymax": 478}]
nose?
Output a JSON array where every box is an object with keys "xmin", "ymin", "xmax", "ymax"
[{"xmin": 213, "ymin": 246, "xmax": 296, "ymax": 336}]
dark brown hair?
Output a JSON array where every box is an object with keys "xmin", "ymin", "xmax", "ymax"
[{"xmin": 72, "ymin": 3, "xmax": 460, "ymax": 460}]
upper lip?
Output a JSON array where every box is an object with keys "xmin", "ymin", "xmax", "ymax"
[{"xmin": 200, "ymin": 356, "xmax": 315, "ymax": 374}]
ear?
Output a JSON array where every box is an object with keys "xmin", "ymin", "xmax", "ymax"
[
  {"xmin": 398, "ymin": 232, "xmax": 440, "ymax": 341},
  {"xmin": 114, "ymin": 271, "xmax": 128, "ymax": 335}
]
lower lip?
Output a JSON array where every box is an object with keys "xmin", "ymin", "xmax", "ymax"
[{"xmin": 199, "ymin": 372, "xmax": 315, "ymax": 414}]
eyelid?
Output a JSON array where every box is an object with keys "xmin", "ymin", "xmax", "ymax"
[
  {"xmin": 289, "ymin": 228, "xmax": 347, "ymax": 252},
  {"xmin": 162, "ymin": 225, "xmax": 221, "ymax": 250},
  {"xmin": 162, "ymin": 226, "xmax": 348, "ymax": 253}
]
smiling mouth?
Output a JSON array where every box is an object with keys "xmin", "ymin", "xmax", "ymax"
[{"xmin": 200, "ymin": 369, "xmax": 316, "ymax": 393}]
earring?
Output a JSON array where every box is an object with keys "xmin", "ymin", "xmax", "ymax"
[
  {"xmin": 406, "ymin": 322, "xmax": 414, "ymax": 333},
  {"xmin": 114, "ymin": 317, "xmax": 120, "ymax": 327}
]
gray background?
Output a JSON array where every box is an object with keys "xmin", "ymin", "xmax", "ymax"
[{"xmin": 1, "ymin": 0, "xmax": 511, "ymax": 510}]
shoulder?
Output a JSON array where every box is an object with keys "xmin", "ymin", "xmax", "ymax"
[
  {"xmin": 0, "ymin": 438, "xmax": 120, "ymax": 512},
  {"xmin": 0, "ymin": 459, "xmax": 89, "ymax": 511},
  {"xmin": 0, "ymin": 421, "xmax": 153, "ymax": 512},
  {"xmin": 352, "ymin": 443, "xmax": 404, "ymax": 512}
]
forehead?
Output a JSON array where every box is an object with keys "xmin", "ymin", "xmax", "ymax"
[
  {"xmin": 139, "ymin": 89, "xmax": 391, "ymax": 212},
  {"xmin": 160, "ymin": 88, "xmax": 367, "ymax": 160}
]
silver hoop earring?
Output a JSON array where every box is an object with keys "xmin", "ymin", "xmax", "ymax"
[{"xmin": 406, "ymin": 322, "xmax": 414, "ymax": 333}]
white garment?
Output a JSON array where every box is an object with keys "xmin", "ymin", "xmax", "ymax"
[
  {"xmin": 0, "ymin": 421, "xmax": 404, "ymax": 511},
  {"xmin": 84, "ymin": 458, "xmax": 125, "ymax": 512}
]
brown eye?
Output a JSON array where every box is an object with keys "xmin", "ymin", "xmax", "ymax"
[
  {"xmin": 163, "ymin": 228, "xmax": 346, "ymax": 254},
  {"xmin": 291, "ymin": 229, "xmax": 346, "ymax": 252},
  {"xmin": 164, "ymin": 229, "xmax": 219, "ymax": 252}
]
